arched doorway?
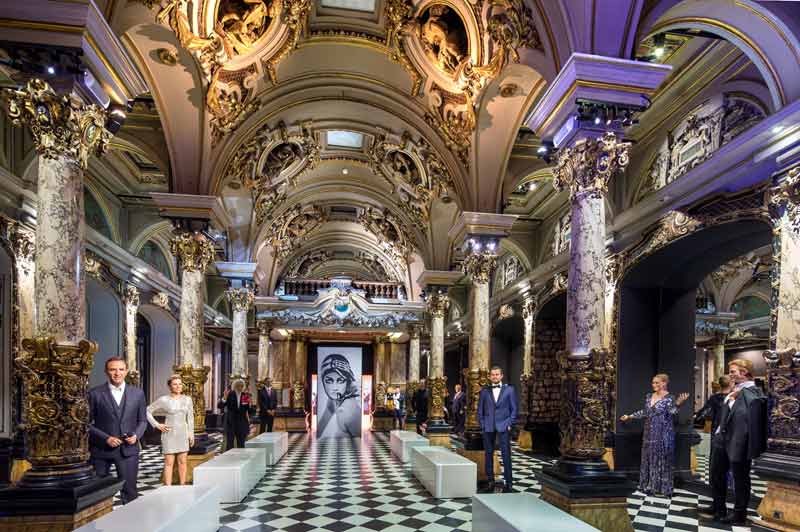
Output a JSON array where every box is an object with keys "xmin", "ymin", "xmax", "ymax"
[
  {"xmin": 615, "ymin": 219, "xmax": 772, "ymax": 479},
  {"xmin": 86, "ymin": 278, "xmax": 123, "ymax": 387},
  {"xmin": 137, "ymin": 304, "xmax": 178, "ymax": 403}
]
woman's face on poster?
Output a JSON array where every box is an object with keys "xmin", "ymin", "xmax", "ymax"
[{"xmin": 323, "ymin": 372, "xmax": 348, "ymax": 400}]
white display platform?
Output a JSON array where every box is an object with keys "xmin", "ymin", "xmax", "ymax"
[
  {"xmin": 245, "ymin": 431, "xmax": 289, "ymax": 466},
  {"xmin": 411, "ymin": 446, "xmax": 476, "ymax": 498},
  {"xmin": 194, "ymin": 448, "xmax": 264, "ymax": 502},
  {"xmin": 472, "ymin": 493, "xmax": 600, "ymax": 531},
  {"xmin": 76, "ymin": 485, "xmax": 220, "ymax": 532},
  {"xmin": 224, "ymin": 446, "xmax": 267, "ymax": 471},
  {"xmin": 390, "ymin": 430, "xmax": 430, "ymax": 463}
]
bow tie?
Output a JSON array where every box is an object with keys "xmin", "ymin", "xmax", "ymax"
[{"xmin": 491, "ymin": 385, "xmax": 502, "ymax": 389}]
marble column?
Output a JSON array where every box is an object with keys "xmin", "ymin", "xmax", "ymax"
[
  {"xmin": 711, "ymin": 334, "xmax": 726, "ymax": 384},
  {"xmin": 257, "ymin": 321, "xmax": 272, "ymax": 387},
  {"xmin": 426, "ymin": 290, "xmax": 450, "ymax": 445},
  {"xmin": 754, "ymin": 166, "xmax": 800, "ymax": 531},
  {"xmin": 123, "ymin": 285, "xmax": 141, "ymax": 386},
  {"xmin": 462, "ymin": 251, "xmax": 496, "ymax": 433},
  {"xmin": 226, "ymin": 287, "xmax": 254, "ymax": 385},
  {"xmin": 539, "ymin": 131, "xmax": 634, "ymax": 532},
  {"xmin": 291, "ymin": 334, "xmax": 307, "ymax": 411},
  {"xmin": 2, "ymin": 80, "xmax": 114, "ymax": 493},
  {"xmin": 518, "ymin": 296, "xmax": 538, "ymax": 451},
  {"xmin": 170, "ymin": 231, "xmax": 214, "ymax": 439},
  {"xmin": 405, "ymin": 325, "xmax": 421, "ymax": 430},
  {"xmin": 374, "ymin": 336, "xmax": 387, "ymax": 410}
]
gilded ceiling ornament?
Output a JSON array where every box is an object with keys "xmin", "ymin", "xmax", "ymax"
[
  {"xmin": 418, "ymin": 5, "xmax": 469, "ymax": 75},
  {"xmin": 268, "ymin": 205, "xmax": 328, "ymax": 260},
  {"xmin": 284, "ymin": 249, "xmax": 334, "ymax": 278},
  {"xmin": 169, "ymin": 231, "xmax": 215, "ymax": 273},
  {"xmin": 710, "ymin": 254, "xmax": 761, "ymax": 287},
  {"xmin": 358, "ymin": 207, "xmax": 415, "ymax": 262},
  {"xmin": 123, "ymin": 284, "xmax": 140, "ymax": 307},
  {"xmin": 84, "ymin": 251, "xmax": 104, "ymax": 278},
  {"xmin": 263, "ymin": 0, "xmax": 313, "ymax": 84},
  {"xmin": 1, "ymin": 79, "xmax": 111, "ymax": 170},
  {"xmin": 426, "ymin": 290, "xmax": 450, "ymax": 317},
  {"xmin": 425, "ymin": 88, "xmax": 474, "ymax": 167},
  {"xmin": 384, "ymin": 0, "xmax": 423, "ymax": 96},
  {"xmin": 769, "ymin": 167, "xmax": 800, "ymax": 235},
  {"xmin": 156, "ymin": 48, "xmax": 179, "ymax": 65},
  {"xmin": 462, "ymin": 251, "xmax": 497, "ymax": 284},
  {"xmin": 226, "ymin": 287, "xmax": 255, "ymax": 312},
  {"xmin": 552, "ymin": 132, "xmax": 631, "ymax": 200}
]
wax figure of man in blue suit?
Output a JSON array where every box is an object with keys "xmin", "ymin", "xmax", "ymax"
[{"xmin": 477, "ymin": 365, "xmax": 518, "ymax": 492}]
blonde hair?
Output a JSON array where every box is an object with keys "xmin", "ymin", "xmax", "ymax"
[
  {"xmin": 232, "ymin": 378, "xmax": 246, "ymax": 390},
  {"xmin": 729, "ymin": 359, "xmax": 754, "ymax": 377},
  {"xmin": 654, "ymin": 373, "xmax": 669, "ymax": 384},
  {"xmin": 167, "ymin": 374, "xmax": 182, "ymax": 387}
]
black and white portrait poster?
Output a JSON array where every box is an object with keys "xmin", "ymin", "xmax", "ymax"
[{"xmin": 317, "ymin": 347, "xmax": 362, "ymax": 439}]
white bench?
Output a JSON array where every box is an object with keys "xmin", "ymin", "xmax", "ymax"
[
  {"xmin": 411, "ymin": 446, "xmax": 476, "ymax": 498},
  {"xmin": 194, "ymin": 448, "xmax": 264, "ymax": 502},
  {"xmin": 76, "ymin": 485, "xmax": 220, "ymax": 532},
  {"xmin": 390, "ymin": 430, "xmax": 430, "ymax": 463},
  {"xmin": 472, "ymin": 493, "xmax": 600, "ymax": 532},
  {"xmin": 246, "ymin": 431, "xmax": 289, "ymax": 466}
]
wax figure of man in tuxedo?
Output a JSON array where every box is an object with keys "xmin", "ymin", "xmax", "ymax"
[
  {"xmin": 451, "ymin": 383, "xmax": 466, "ymax": 434},
  {"xmin": 701, "ymin": 359, "xmax": 767, "ymax": 525},
  {"xmin": 88, "ymin": 357, "xmax": 148, "ymax": 504},
  {"xmin": 412, "ymin": 379, "xmax": 428, "ymax": 435},
  {"xmin": 258, "ymin": 381, "xmax": 278, "ymax": 433},
  {"xmin": 218, "ymin": 379, "xmax": 252, "ymax": 449},
  {"xmin": 478, "ymin": 366, "xmax": 518, "ymax": 493}
]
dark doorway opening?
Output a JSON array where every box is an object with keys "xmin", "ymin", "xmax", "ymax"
[{"xmin": 136, "ymin": 313, "xmax": 152, "ymax": 402}]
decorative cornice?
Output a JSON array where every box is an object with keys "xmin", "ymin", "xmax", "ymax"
[
  {"xmin": 2, "ymin": 79, "xmax": 110, "ymax": 169},
  {"xmin": 552, "ymin": 131, "xmax": 630, "ymax": 200},
  {"xmin": 169, "ymin": 232, "xmax": 215, "ymax": 273},
  {"xmin": 226, "ymin": 287, "xmax": 255, "ymax": 313}
]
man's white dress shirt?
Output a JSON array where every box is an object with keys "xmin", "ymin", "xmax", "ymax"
[{"xmin": 109, "ymin": 382, "xmax": 125, "ymax": 406}]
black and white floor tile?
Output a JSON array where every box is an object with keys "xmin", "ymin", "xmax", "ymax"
[{"xmin": 115, "ymin": 431, "xmax": 766, "ymax": 532}]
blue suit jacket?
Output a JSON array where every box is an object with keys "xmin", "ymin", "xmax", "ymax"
[
  {"xmin": 88, "ymin": 384, "xmax": 147, "ymax": 458},
  {"xmin": 478, "ymin": 384, "xmax": 518, "ymax": 433}
]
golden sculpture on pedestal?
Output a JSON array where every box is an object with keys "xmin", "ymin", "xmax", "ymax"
[
  {"xmin": 428, "ymin": 376, "xmax": 447, "ymax": 421},
  {"xmin": 15, "ymin": 337, "xmax": 98, "ymax": 480},
  {"xmin": 291, "ymin": 380, "xmax": 305, "ymax": 411},
  {"xmin": 463, "ymin": 368, "xmax": 489, "ymax": 431},
  {"xmin": 374, "ymin": 381, "xmax": 387, "ymax": 411},
  {"xmin": 173, "ymin": 363, "xmax": 211, "ymax": 434}
]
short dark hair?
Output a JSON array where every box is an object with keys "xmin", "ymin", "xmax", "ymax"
[
  {"xmin": 105, "ymin": 356, "xmax": 127, "ymax": 370},
  {"xmin": 490, "ymin": 365, "xmax": 503, "ymax": 373}
]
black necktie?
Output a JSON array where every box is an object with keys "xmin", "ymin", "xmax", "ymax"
[{"xmin": 491, "ymin": 385, "xmax": 501, "ymax": 389}]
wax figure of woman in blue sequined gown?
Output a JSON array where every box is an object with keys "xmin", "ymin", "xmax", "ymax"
[{"xmin": 620, "ymin": 373, "xmax": 689, "ymax": 497}]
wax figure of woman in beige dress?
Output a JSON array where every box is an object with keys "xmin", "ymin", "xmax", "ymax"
[{"xmin": 146, "ymin": 375, "xmax": 194, "ymax": 485}]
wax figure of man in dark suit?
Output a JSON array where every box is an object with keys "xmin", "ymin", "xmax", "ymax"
[
  {"xmin": 88, "ymin": 357, "xmax": 148, "ymax": 505},
  {"xmin": 451, "ymin": 383, "xmax": 466, "ymax": 434},
  {"xmin": 478, "ymin": 366, "xmax": 518, "ymax": 493},
  {"xmin": 702, "ymin": 359, "xmax": 767, "ymax": 525},
  {"xmin": 412, "ymin": 379, "xmax": 428, "ymax": 435},
  {"xmin": 219, "ymin": 379, "xmax": 252, "ymax": 449},
  {"xmin": 258, "ymin": 382, "xmax": 278, "ymax": 433}
]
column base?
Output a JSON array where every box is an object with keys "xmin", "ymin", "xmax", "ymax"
[
  {"xmin": 0, "ymin": 475, "xmax": 123, "ymax": 531},
  {"xmin": 274, "ymin": 412, "xmax": 308, "ymax": 432},
  {"xmin": 426, "ymin": 420, "xmax": 451, "ymax": 448},
  {"xmin": 517, "ymin": 430, "xmax": 533, "ymax": 452},
  {"xmin": 525, "ymin": 421, "xmax": 560, "ymax": 455},
  {"xmin": 538, "ymin": 459, "xmax": 636, "ymax": 532},
  {"xmin": 752, "ymin": 452, "xmax": 800, "ymax": 531}
]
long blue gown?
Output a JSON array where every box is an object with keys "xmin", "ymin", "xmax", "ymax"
[{"xmin": 629, "ymin": 393, "xmax": 678, "ymax": 496}]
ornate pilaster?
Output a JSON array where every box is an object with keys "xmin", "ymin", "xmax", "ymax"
[
  {"xmin": 226, "ymin": 287, "xmax": 254, "ymax": 384},
  {"xmin": 425, "ymin": 289, "xmax": 450, "ymax": 442},
  {"xmin": 374, "ymin": 336, "xmax": 388, "ymax": 408},
  {"xmin": 123, "ymin": 285, "xmax": 140, "ymax": 386},
  {"xmin": 463, "ymin": 368, "xmax": 490, "ymax": 432},
  {"xmin": 291, "ymin": 380, "xmax": 305, "ymax": 412},
  {"xmin": 710, "ymin": 332, "xmax": 727, "ymax": 383},
  {"xmin": 170, "ymin": 231, "xmax": 214, "ymax": 439},
  {"xmin": 518, "ymin": 296, "xmax": 537, "ymax": 451}
]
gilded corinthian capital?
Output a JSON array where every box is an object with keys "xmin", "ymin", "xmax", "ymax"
[
  {"xmin": 769, "ymin": 167, "xmax": 800, "ymax": 235},
  {"xmin": 521, "ymin": 295, "xmax": 538, "ymax": 320},
  {"xmin": 426, "ymin": 290, "xmax": 450, "ymax": 317},
  {"xmin": 462, "ymin": 251, "xmax": 497, "ymax": 284},
  {"xmin": 123, "ymin": 284, "xmax": 140, "ymax": 307},
  {"xmin": 552, "ymin": 131, "xmax": 630, "ymax": 199},
  {"xmin": 2, "ymin": 79, "xmax": 110, "ymax": 169},
  {"xmin": 226, "ymin": 287, "xmax": 255, "ymax": 312},
  {"xmin": 170, "ymin": 231, "xmax": 215, "ymax": 272}
]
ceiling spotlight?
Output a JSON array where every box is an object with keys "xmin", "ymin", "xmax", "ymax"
[
  {"xmin": 46, "ymin": 66, "xmax": 55, "ymax": 75},
  {"xmin": 536, "ymin": 145, "xmax": 547, "ymax": 154},
  {"xmin": 487, "ymin": 241, "xmax": 496, "ymax": 252},
  {"xmin": 528, "ymin": 182, "xmax": 538, "ymax": 192},
  {"xmin": 342, "ymin": 168, "xmax": 349, "ymax": 175},
  {"xmin": 652, "ymin": 34, "xmax": 666, "ymax": 59},
  {"xmin": 594, "ymin": 116, "xmax": 601, "ymax": 125},
  {"xmin": 772, "ymin": 125, "xmax": 785, "ymax": 134}
]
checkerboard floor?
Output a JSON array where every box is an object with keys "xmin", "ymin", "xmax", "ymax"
[{"xmin": 115, "ymin": 431, "xmax": 767, "ymax": 532}]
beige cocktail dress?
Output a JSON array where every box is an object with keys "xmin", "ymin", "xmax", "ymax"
[{"xmin": 146, "ymin": 395, "xmax": 194, "ymax": 454}]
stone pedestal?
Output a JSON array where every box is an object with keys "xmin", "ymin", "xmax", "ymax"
[{"xmin": 274, "ymin": 411, "xmax": 307, "ymax": 432}]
